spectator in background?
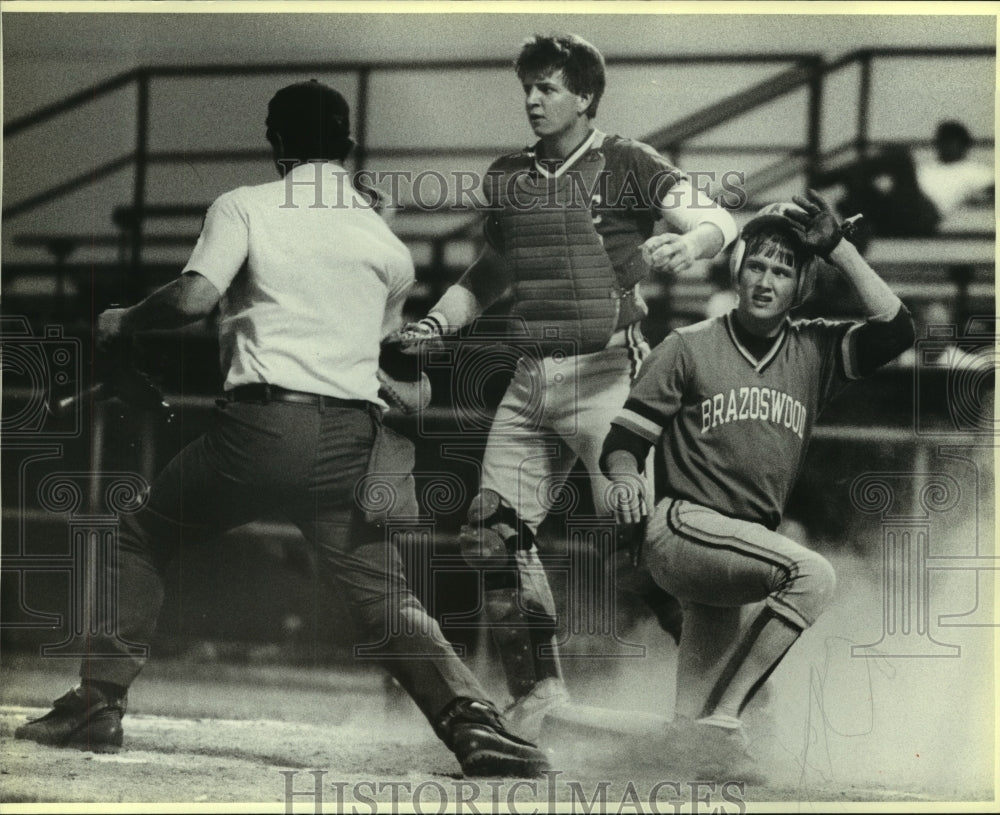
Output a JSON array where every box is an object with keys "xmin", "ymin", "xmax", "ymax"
[
  {"xmin": 815, "ymin": 143, "xmax": 941, "ymax": 250},
  {"xmin": 817, "ymin": 120, "xmax": 994, "ymax": 250},
  {"xmin": 916, "ymin": 120, "xmax": 995, "ymax": 223}
]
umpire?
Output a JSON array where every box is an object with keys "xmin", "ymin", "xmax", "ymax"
[{"xmin": 15, "ymin": 80, "xmax": 549, "ymax": 778}]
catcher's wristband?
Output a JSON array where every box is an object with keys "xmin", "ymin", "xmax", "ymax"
[{"xmin": 417, "ymin": 315, "xmax": 444, "ymax": 338}]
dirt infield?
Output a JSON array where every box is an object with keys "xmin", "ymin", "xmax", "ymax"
[{"xmin": 0, "ymin": 633, "xmax": 991, "ymax": 811}]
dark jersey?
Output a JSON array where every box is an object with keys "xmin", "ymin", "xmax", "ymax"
[
  {"xmin": 612, "ymin": 312, "xmax": 861, "ymax": 529},
  {"xmin": 465, "ymin": 130, "xmax": 686, "ymax": 310}
]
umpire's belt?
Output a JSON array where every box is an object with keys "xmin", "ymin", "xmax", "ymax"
[{"xmin": 225, "ymin": 384, "xmax": 368, "ymax": 411}]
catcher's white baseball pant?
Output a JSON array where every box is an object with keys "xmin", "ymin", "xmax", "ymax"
[{"xmin": 480, "ymin": 326, "xmax": 648, "ymax": 531}]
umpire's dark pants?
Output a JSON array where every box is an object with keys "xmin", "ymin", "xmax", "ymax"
[{"xmin": 80, "ymin": 398, "xmax": 486, "ymax": 723}]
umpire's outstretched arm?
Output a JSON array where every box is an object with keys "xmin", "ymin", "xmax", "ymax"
[{"xmin": 97, "ymin": 271, "xmax": 220, "ymax": 349}]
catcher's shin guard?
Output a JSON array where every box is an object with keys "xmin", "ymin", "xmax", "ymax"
[
  {"xmin": 461, "ymin": 491, "xmax": 563, "ymax": 699},
  {"xmin": 459, "ymin": 490, "xmax": 523, "ymax": 568},
  {"xmin": 484, "ymin": 554, "xmax": 563, "ymax": 700}
]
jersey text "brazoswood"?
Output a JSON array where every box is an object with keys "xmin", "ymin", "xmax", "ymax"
[{"xmin": 700, "ymin": 387, "xmax": 806, "ymax": 439}]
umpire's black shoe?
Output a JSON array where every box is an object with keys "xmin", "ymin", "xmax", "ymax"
[
  {"xmin": 436, "ymin": 698, "xmax": 551, "ymax": 778},
  {"xmin": 14, "ymin": 685, "xmax": 126, "ymax": 753}
]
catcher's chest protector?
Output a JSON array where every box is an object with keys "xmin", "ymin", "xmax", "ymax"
[{"xmin": 491, "ymin": 151, "xmax": 630, "ymax": 354}]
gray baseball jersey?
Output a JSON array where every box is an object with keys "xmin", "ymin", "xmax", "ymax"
[{"xmin": 612, "ymin": 311, "xmax": 863, "ymax": 530}]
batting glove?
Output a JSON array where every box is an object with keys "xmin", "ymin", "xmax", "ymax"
[{"xmin": 787, "ymin": 189, "xmax": 843, "ymax": 258}]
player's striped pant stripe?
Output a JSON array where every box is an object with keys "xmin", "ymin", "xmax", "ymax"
[
  {"xmin": 665, "ymin": 500, "xmax": 807, "ymax": 629},
  {"xmin": 700, "ymin": 605, "xmax": 800, "ymax": 718}
]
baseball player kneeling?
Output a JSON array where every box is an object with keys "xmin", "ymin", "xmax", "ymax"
[{"xmin": 600, "ymin": 189, "xmax": 915, "ymax": 742}]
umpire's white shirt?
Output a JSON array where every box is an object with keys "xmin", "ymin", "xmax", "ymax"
[{"xmin": 183, "ymin": 162, "xmax": 414, "ymax": 404}]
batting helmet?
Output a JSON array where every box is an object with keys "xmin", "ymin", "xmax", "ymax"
[{"xmin": 730, "ymin": 202, "xmax": 816, "ymax": 305}]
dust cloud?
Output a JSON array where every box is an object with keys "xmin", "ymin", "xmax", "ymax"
[{"xmin": 552, "ymin": 542, "xmax": 994, "ymax": 799}]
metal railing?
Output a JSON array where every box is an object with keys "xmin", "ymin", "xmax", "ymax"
[
  {"xmin": 2, "ymin": 52, "xmax": 817, "ymax": 293},
  {"xmin": 788, "ymin": 47, "xmax": 995, "ymax": 190},
  {"xmin": 3, "ymin": 47, "xmax": 993, "ymax": 296}
]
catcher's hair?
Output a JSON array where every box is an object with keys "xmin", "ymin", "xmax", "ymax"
[{"xmin": 515, "ymin": 33, "xmax": 606, "ymax": 119}]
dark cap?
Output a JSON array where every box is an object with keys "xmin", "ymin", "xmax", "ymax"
[{"xmin": 266, "ymin": 79, "xmax": 351, "ymax": 140}]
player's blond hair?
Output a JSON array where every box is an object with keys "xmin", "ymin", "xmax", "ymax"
[{"xmin": 742, "ymin": 230, "xmax": 809, "ymax": 276}]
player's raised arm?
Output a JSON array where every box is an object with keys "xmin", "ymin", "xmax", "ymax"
[
  {"xmin": 641, "ymin": 178, "xmax": 738, "ymax": 275},
  {"xmin": 788, "ymin": 189, "xmax": 901, "ymax": 316},
  {"xmin": 788, "ymin": 189, "xmax": 916, "ymax": 378}
]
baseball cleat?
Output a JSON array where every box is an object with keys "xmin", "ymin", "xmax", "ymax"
[
  {"xmin": 695, "ymin": 712, "xmax": 752, "ymax": 755},
  {"xmin": 15, "ymin": 685, "xmax": 126, "ymax": 753},
  {"xmin": 503, "ymin": 677, "xmax": 570, "ymax": 742},
  {"xmin": 436, "ymin": 698, "xmax": 551, "ymax": 778},
  {"xmin": 451, "ymin": 722, "xmax": 552, "ymax": 778},
  {"xmin": 695, "ymin": 712, "xmax": 742, "ymax": 731}
]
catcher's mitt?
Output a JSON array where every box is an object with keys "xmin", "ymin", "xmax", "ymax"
[{"xmin": 378, "ymin": 338, "xmax": 431, "ymax": 414}]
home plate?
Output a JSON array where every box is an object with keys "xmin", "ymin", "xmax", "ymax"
[
  {"xmin": 538, "ymin": 706, "xmax": 761, "ymax": 780},
  {"xmin": 539, "ymin": 704, "xmax": 671, "ymax": 744}
]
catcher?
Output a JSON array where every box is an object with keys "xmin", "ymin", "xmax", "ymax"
[
  {"xmin": 398, "ymin": 33, "xmax": 736, "ymax": 738},
  {"xmin": 15, "ymin": 80, "xmax": 548, "ymax": 779},
  {"xmin": 600, "ymin": 190, "xmax": 914, "ymax": 743}
]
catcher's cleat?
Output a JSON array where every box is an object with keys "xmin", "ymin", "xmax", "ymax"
[
  {"xmin": 436, "ymin": 698, "xmax": 551, "ymax": 778},
  {"xmin": 504, "ymin": 677, "xmax": 570, "ymax": 742},
  {"xmin": 14, "ymin": 685, "xmax": 126, "ymax": 753}
]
